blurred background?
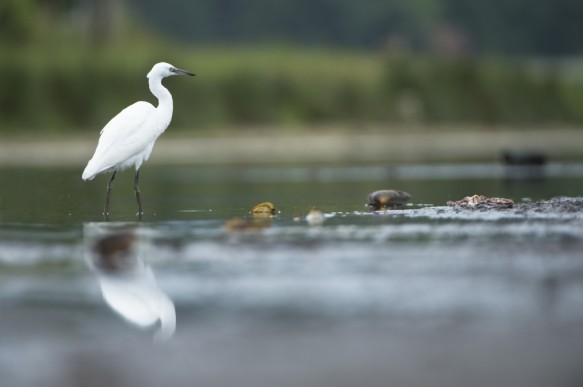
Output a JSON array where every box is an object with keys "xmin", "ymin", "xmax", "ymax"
[
  {"xmin": 1, "ymin": 0, "xmax": 583, "ymax": 147},
  {"xmin": 3, "ymin": 4, "xmax": 583, "ymax": 387}
]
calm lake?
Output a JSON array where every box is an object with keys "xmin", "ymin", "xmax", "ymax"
[{"xmin": 1, "ymin": 162, "xmax": 583, "ymax": 387}]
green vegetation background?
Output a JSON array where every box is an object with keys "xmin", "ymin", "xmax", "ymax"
[{"xmin": 1, "ymin": 0, "xmax": 583, "ymax": 134}]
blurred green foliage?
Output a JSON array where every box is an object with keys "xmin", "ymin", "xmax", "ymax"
[
  {"xmin": 382, "ymin": 58, "xmax": 573, "ymax": 124},
  {"xmin": 0, "ymin": 44, "xmax": 580, "ymax": 133},
  {"xmin": 132, "ymin": 0, "xmax": 583, "ymax": 57},
  {"xmin": 0, "ymin": 0, "xmax": 582, "ymax": 133},
  {"xmin": 0, "ymin": 0, "xmax": 35, "ymax": 43}
]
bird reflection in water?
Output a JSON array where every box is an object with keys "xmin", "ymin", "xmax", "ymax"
[{"xmin": 84, "ymin": 223, "xmax": 176, "ymax": 341}]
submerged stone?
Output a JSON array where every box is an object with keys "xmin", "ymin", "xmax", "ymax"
[
  {"xmin": 306, "ymin": 208, "xmax": 325, "ymax": 226},
  {"xmin": 224, "ymin": 217, "xmax": 271, "ymax": 231}
]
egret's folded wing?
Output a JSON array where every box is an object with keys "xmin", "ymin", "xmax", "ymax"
[{"xmin": 83, "ymin": 102, "xmax": 155, "ymax": 179}]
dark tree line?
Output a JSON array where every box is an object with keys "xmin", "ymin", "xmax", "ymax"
[
  {"xmin": 129, "ymin": 0, "xmax": 583, "ymax": 56},
  {"xmin": 3, "ymin": 0, "xmax": 583, "ymax": 56},
  {"xmin": 444, "ymin": 0, "xmax": 583, "ymax": 56}
]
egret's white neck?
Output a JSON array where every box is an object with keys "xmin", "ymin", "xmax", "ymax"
[
  {"xmin": 147, "ymin": 76, "xmax": 174, "ymax": 136},
  {"xmin": 149, "ymin": 76, "xmax": 173, "ymax": 112}
]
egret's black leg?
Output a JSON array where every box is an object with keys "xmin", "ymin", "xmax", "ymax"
[
  {"xmin": 104, "ymin": 171, "xmax": 117, "ymax": 220},
  {"xmin": 134, "ymin": 169, "xmax": 143, "ymax": 220}
]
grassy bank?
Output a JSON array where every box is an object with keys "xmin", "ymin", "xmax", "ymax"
[{"xmin": 1, "ymin": 43, "xmax": 581, "ymax": 133}]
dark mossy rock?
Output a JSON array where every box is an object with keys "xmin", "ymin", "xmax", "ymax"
[{"xmin": 368, "ymin": 190, "xmax": 412, "ymax": 210}]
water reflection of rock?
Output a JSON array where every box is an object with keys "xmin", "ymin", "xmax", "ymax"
[{"xmin": 83, "ymin": 223, "xmax": 175, "ymax": 341}]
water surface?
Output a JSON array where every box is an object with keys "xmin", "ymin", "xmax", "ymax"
[{"xmin": 1, "ymin": 162, "xmax": 583, "ymax": 387}]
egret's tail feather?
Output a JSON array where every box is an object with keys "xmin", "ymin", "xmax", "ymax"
[
  {"xmin": 82, "ymin": 170, "xmax": 95, "ymax": 181},
  {"xmin": 82, "ymin": 161, "xmax": 98, "ymax": 181}
]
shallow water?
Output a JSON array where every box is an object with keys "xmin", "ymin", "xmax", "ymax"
[{"xmin": 1, "ymin": 162, "xmax": 583, "ymax": 387}]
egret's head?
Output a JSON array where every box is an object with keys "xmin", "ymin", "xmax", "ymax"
[{"xmin": 147, "ymin": 62, "xmax": 196, "ymax": 79}]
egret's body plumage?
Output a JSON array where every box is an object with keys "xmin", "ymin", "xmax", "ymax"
[
  {"xmin": 82, "ymin": 101, "xmax": 157, "ymax": 179},
  {"xmin": 83, "ymin": 62, "xmax": 194, "ymax": 218}
]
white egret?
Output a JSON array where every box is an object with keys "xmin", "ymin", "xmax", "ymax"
[{"xmin": 82, "ymin": 62, "xmax": 195, "ymax": 219}]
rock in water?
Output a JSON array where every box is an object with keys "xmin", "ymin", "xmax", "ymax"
[
  {"xmin": 368, "ymin": 190, "xmax": 412, "ymax": 210},
  {"xmin": 251, "ymin": 202, "xmax": 276, "ymax": 217}
]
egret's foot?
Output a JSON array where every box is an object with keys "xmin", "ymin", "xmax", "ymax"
[
  {"xmin": 103, "ymin": 212, "xmax": 111, "ymax": 222},
  {"xmin": 136, "ymin": 211, "xmax": 143, "ymax": 221}
]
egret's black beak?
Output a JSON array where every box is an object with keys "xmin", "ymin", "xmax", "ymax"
[{"xmin": 171, "ymin": 67, "xmax": 196, "ymax": 76}]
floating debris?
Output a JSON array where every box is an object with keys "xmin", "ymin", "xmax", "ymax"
[
  {"xmin": 368, "ymin": 190, "xmax": 412, "ymax": 210},
  {"xmin": 251, "ymin": 201, "xmax": 276, "ymax": 217},
  {"xmin": 306, "ymin": 208, "xmax": 326, "ymax": 226},
  {"xmin": 447, "ymin": 194, "xmax": 514, "ymax": 209}
]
